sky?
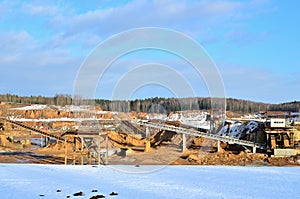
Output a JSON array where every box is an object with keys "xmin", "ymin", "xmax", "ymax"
[{"xmin": 0, "ymin": 0, "xmax": 299, "ymax": 104}]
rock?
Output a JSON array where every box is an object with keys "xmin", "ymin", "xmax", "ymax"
[
  {"xmin": 90, "ymin": 195, "xmax": 105, "ymax": 199},
  {"xmin": 109, "ymin": 192, "xmax": 118, "ymax": 196},
  {"xmin": 187, "ymin": 154, "xmax": 201, "ymax": 164},
  {"xmin": 73, "ymin": 191, "xmax": 84, "ymax": 196}
]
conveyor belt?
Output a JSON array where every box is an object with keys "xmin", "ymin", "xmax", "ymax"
[
  {"xmin": 137, "ymin": 120, "xmax": 266, "ymax": 150},
  {"xmin": 1, "ymin": 118, "xmax": 71, "ymax": 143},
  {"xmin": 121, "ymin": 120, "xmax": 145, "ymax": 135}
]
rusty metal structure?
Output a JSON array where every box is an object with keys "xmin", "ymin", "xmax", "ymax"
[
  {"xmin": 137, "ymin": 120, "xmax": 266, "ymax": 153},
  {"xmin": 265, "ymin": 118, "xmax": 299, "ymax": 157},
  {"xmin": 1, "ymin": 113, "xmax": 300, "ymax": 164},
  {"xmin": 0, "ymin": 117, "xmax": 109, "ymax": 165},
  {"xmin": 61, "ymin": 130, "xmax": 109, "ymax": 165}
]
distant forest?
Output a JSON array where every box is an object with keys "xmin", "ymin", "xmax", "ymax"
[{"xmin": 0, "ymin": 94, "xmax": 299, "ymax": 114}]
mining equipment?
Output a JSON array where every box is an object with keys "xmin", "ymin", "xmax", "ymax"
[{"xmin": 265, "ymin": 118, "xmax": 300, "ymax": 157}]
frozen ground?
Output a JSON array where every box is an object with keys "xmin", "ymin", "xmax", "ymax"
[
  {"xmin": 0, "ymin": 165, "xmax": 299, "ymax": 199},
  {"xmin": 168, "ymin": 111, "xmax": 210, "ymax": 130},
  {"xmin": 218, "ymin": 121, "xmax": 259, "ymax": 139}
]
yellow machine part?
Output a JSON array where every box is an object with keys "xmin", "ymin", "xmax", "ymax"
[
  {"xmin": 270, "ymin": 135, "xmax": 277, "ymax": 149},
  {"xmin": 294, "ymin": 130, "xmax": 300, "ymax": 141},
  {"xmin": 283, "ymin": 134, "xmax": 290, "ymax": 147}
]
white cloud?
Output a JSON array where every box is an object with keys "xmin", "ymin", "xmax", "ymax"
[
  {"xmin": 1, "ymin": 0, "xmax": 276, "ymax": 49},
  {"xmin": 0, "ymin": 0, "xmax": 284, "ymax": 101},
  {"xmin": 0, "ymin": 30, "xmax": 81, "ymax": 95},
  {"xmin": 0, "ymin": 0, "xmax": 270, "ymax": 60},
  {"xmin": 0, "ymin": 31, "xmax": 32, "ymax": 52},
  {"xmin": 0, "ymin": 31, "xmax": 72, "ymax": 66},
  {"xmin": 42, "ymin": 0, "xmax": 274, "ymax": 52},
  {"xmin": 225, "ymin": 30, "xmax": 269, "ymax": 45},
  {"xmin": 22, "ymin": 3, "xmax": 59, "ymax": 16},
  {"xmin": 45, "ymin": 0, "xmax": 248, "ymax": 47}
]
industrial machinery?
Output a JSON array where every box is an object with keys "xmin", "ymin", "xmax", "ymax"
[{"xmin": 265, "ymin": 118, "xmax": 299, "ymax": 157}]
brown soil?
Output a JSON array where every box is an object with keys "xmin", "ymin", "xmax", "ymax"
[
  {"xmin": 1, "ymin": 104, "xmax": 300, "ymax": 166},
  {"xmin": 1, "ymin": 139, "xmax": 300, "ymax": 166}
]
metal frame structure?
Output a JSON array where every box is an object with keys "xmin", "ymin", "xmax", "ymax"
[{"xmin": 136, "ymin": 120, "xmax": 266, "ymax": 153}]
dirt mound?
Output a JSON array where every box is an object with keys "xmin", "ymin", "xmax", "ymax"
[
  {"xmin": 33, "ymin": 142, "xmax": 75, "ymax": 155},
  {"xmin": 186, "ymin": 154, "xmax": 201, "ymax": 164},
  {"xmin": 176, "ymin": 148, "xmax": 270, "ymax": 166},
  {"xmin": 226, "ymin": 111, "xmax": 243, "ymax": 118},
  {"xmin": 150, "ymin": 130, "xmax": 176, "ymax": 148},
  {"xmin": 7, "ymin": 109, "xmax": 73, "ymax": 119},
  {"xmin": 128, "ymin": 112, "xmax": 149, "ymax": 120},
  {"xmin": 107, "ymin": 131, "xmax": 146, "ymax": 148},
  {"xmin": 107, "ymin": 130, "xmax": 178, "ymax": 150},
  {"xmin": 0, "ymin": 104, "xmax": 113, "ymax": 120},
  {"xmin": 192, "ymin": 137, "xmax": 205, "ymax": 146},
  {"xmin": 266, "ymin": 156, "xmax": 300, "ymax": 166}
]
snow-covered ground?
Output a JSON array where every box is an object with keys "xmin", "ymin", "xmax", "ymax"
[
  {"xmin": 168, "ymin": 111, "xmax": 210, "ymax": 130},
  {"xmin": 0, "ymin": 164, "xmax": 299, "ymax": 199},
  {"xmin": 8, "ymin": 116, "xmax": 105, "ymax": 122},
  {"xmin": 10, "ymin": 105, "xmax": 91, "ymax": 112},
  {"xmin": 241, "ymin": 112, "xmax": 300, "ymax": 122},
  {"xmin": 218, "ymin": 121, "xmax": 259, "ymax": 139},
  {"xmin": 9, "ymin": 105, "xmax": 50, "ymax": 110}
]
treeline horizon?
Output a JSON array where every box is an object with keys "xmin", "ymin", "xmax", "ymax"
[{"xmin": 0, "ymin": 93, "xmax": 299, "ymax": 114}]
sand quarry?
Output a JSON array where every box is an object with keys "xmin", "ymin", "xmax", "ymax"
[{"xmin": 0, "ymin": 103, "xmax": 299, "ymax": 166}]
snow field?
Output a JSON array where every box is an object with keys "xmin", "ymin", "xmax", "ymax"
[{"xmin": 0, "ymin": 164, "xmax": 299, "ymax": 199}]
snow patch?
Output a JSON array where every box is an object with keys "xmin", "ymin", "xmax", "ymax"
[
  {"xmin": 168, "ymin": 111, "xmax": 210, "ymax": 129},
  {"xmin": 10, "ymin": 104, "xmax": 49, "ymax": 110},
  {"xmin": 218, "ymin": 121, "xmax": 259, "ymax": 139}
]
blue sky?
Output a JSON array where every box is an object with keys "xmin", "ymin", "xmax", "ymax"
[{"xmin": 0, "ymin": 0, "xmax": 299, "ymax": 103}]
